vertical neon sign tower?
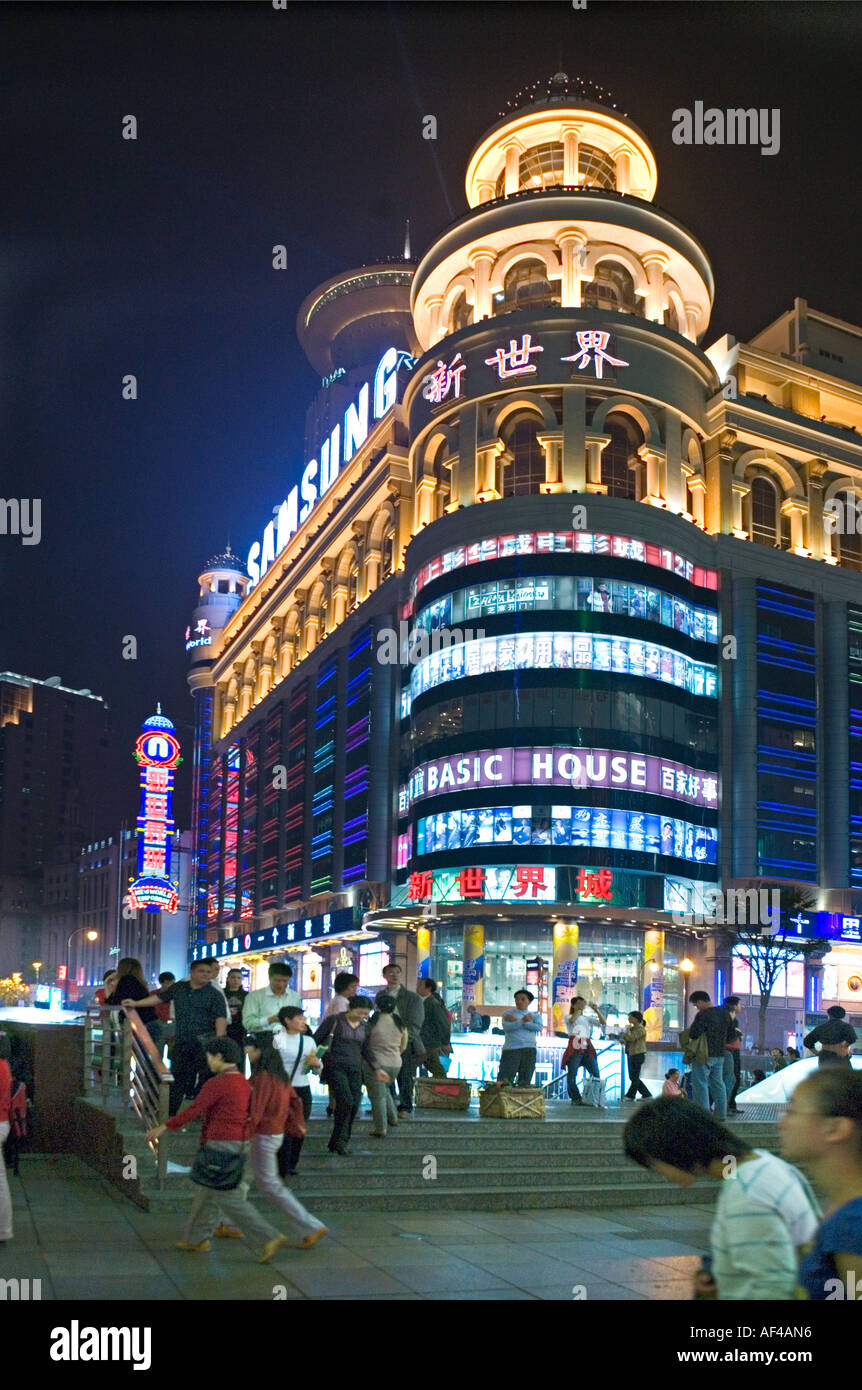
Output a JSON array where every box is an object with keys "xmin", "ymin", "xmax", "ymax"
[{"xmin": 128, "ymin": 706, "xmax": 182, "ymax": 913}]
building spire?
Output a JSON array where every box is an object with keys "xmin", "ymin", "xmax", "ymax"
[{"xmin": 403, "ymin": 218, "xmax": 411, "ymax": 261}]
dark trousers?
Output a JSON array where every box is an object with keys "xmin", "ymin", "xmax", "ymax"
[
  {"xmin": 328, "ymin": 1066, "xmax": 362, "ymax": 1152},
  {"xmin": 278, "ymin": 1087, "xmax": 313, "ymax": 1176},
  {"xmin": 498, "ymin": 1047, "xmax": 537, "ymax": 1087},
  {"xmin": 169, "ymin": 1040, "xmax": 207, "ymax": 1115},
  {"xmin": 727, "ymin": 1050, "xmax": 742, "ymax": 1107},
  {"xmin": 395, "ymin": 1043, "xmax": 420, "ymax": 1111},
  {"xmin": 625, "ymin": 1052, "xmax": 651, "ymax": 1099},
  {"xmin": 566, "ymin": 1049, "xmax": 600, "ymax": 1101},
  {"xmin": 421, "ymin": 1048, "xmax": 448, "ymax": 1079}
]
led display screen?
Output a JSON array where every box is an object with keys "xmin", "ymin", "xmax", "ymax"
[
  {"xmin": 416, "ymin": 805, "xmax": 717, "ymax": 863},
  {"xmin": 409, "ymin": 631, "xmax": 718, "ymax": 701},
  {"xmin": 411, "ymin": 531, "xmax": 719, "ymax": 603},
  {"xmin": 414, "ymin": 576, "xmax": 717, "ymax": 643}
]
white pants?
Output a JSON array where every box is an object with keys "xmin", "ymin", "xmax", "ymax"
[
  {"xmin": 249, "ymin": 1134, "xmax": 325, "ymax": 1241},
  {"xmin": 0, "ymin": 1122, "xmax": 12, "ymax": 1241}
]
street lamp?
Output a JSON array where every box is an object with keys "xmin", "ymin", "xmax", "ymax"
[
  {"xmin": 66, "ymin": 928, "xmax": 98, "ymax": 1008},
  {"xmin": 32, "ymin": 961, "xmax": 42, "ymax": 989}
]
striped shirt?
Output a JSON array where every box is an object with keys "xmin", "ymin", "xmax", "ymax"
[{"xmin": 711, "ymin": 1150, "xmax": 821, "ymax": 1300}]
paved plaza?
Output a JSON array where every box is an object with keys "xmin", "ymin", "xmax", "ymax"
[{"xmin": 2, "ymin": 1154, "xmax": 714, "ymax": 1301}]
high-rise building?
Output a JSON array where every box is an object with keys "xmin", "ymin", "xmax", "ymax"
[
  {"xmin": 0, "ymin": 672, "xmax": 118, "ymax": 976},
  {"xmin": 189, "ymin": 76, "xmax": 862, "ymax": 1045}
]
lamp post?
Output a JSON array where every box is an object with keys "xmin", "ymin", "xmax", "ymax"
[
  {"xmin": 679, "ymin": 956, "xmax": 695, "ymax": 1026},
  {"xmin": 66, "ymin": 929, "xmax": 98, "ymax": 1008},
  {"xmin": 32, "ymin": 961, "xmax": 42, "ymax": 991}
]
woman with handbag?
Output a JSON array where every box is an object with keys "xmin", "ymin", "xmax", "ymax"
[
  {"xmin": 146, "ymin": 1036, "xmax": 288, "ymax": 1262},
  {"xmin": 621, "ymin": 1010, "xmax": 651, "ymax": 1101},
  {"xmin": 244, "ymin": 1034, "xmax": 328, "ymax": 1249},
  {"xmin": 314, "ymin": 995, "xmax": 372, "ymax": 1155},
  {"xmin": 363, "ymin": 994, "xmax": 408, "ymax": 1137},
  {"xmin": 563, "ymin": 997, "xmax": 606, "ymax": 1107},
  {"xmin": 273, "ymin": 1006, "xmax": 323, "ymax": 1175}
]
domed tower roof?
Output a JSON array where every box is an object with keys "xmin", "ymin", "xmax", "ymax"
[
  {"xmin": 143, "ymin": 708, "xmax": 175, "ymax": 733},
  {"xmin": 465, "ymin": 71, "xmax": 657, "ymax": 207},
  {"xmin": 202, "ymin": 545, "xmax": 247, "ymax": 576}
]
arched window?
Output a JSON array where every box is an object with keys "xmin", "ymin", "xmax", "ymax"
[
  {"xmin": 451, "ymin": 293, "xmax": 471, "ymax": 332},
  {"xmin": 601, "ymin": 417, "xmax": 642, "ymax": 500},
  {"xmin": 499, "ymin": 258, "xmax": 558, "ymax": 314},
  {"xmin": 502, "ymin": 417, "xmax": 546, "ymax": 497},
  {"xmin": 835, "ymin": 492, "xmax": 862, "ymax": 571},
  {"xmin": 750, "ymin": 476, "xmax": 780, "ymax": 546},
  {"xmin": 381, "ymin": 525, "xmax": 396, "ymax": 579},
  {"xmin": 582, "ymin": 261, "xmax": 642, "ymax": 316},
  {"xmin": 347, "ymin": 562, "xmax": 360, "ymax": 611}
]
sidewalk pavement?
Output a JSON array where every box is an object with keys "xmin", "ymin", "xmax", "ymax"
[{"xmin": 2, "ymin": 1154, "xmax": 712, "ymax": 1301}]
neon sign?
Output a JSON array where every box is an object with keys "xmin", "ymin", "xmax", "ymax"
[
  {"xmin": 405, "ymin": 865, "xmax": 557, "ymax": 904},
  {"xmin": 562, "ymin": 331, "xmax": 628, "ymax": 379},
  {"xmin": 247, "ymin": 346, "xmax": 415, "ymax": 589},
  {"xmin": 485, "ymin": 334, "xmax": 544, "ymax": 379},
  {"xmin": 128, "ymin": 708, "xmax": 181, "ymax": 914}
]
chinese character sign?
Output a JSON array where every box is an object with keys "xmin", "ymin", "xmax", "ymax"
[
  {"xmin": 423, "ymin": 352, "xmax": 467, "ymax": 404},
  {"xmin": 485, "ymin": 334, "xmax": 544, "ymax": 379},
  {"xmin": 128, "ymin": 709, "xmax": 181, "ymax": 914},
  {"xmin": 562, "ymin": 331, "xmax": 629, "ymax": 380}
]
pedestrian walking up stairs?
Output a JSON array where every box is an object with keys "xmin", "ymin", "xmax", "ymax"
[{"xmin": 103, "ymin": 1102, "xmax": 783, "ymax": 1215}]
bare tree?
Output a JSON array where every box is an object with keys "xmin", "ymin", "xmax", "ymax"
[{"xmin": 721, "ymin": 885, "xmax": 828, "ymax": 1053}]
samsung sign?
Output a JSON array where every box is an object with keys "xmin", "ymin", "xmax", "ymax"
[{"xmin": 247, "ymin": 348, "xmax": 415, "ymax": 590}]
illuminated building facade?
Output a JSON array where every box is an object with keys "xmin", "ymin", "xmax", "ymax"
[{"xmin": 192, "ymin": 76, "xmax": 862, "ymax": 1043}]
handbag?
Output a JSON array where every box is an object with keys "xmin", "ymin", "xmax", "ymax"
[
  {"xmin": 283, "ymin": 1042, "xmax": 308, "ymax": 1139},
  {"xmin": 582, "ymin": 1076, "xmax": 607, "ymax": 1109},
  {"xmin": 190, "ymin": 1146, "xmax": 246, "ymax": 1191},
  {"xmin": 680, "ymin": 1028, "xmax": 709, "ymax": 1066}
]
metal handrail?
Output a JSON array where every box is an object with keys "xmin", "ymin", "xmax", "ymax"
[
  {"xmin": 84, "ymin": 1006, "xmax": 173, "ymax": 1186},
  {"xmin": 540, "ymin": 1042, "xmax": 622, "ymax": 1097}
]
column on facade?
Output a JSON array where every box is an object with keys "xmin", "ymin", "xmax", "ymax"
[
  {"xmin": 804, "ymin": 956, "xmax": 825, "ymax": 1017},
  {"xmin": 364, "ymin": 546, "xmax": 382, "ymax": 598},
  {"xmin": 684, "ymin": 302, "xmax": 701, "ymax": 342},
  {"xmin": 731, "ymin": 479, "xmax": 751, "ymax": 537},
  {"xmin": 475, "ymin": 439, "xmax": 505, "ymax": 502},
  {"xmin": 461, "ymin": 922, "xmax": 485, "ymax": 1026},
  {"xmin": 416, "ymin": 925, "xmax": 433, "ymax": 979},
  {"xmin": 807, "ymin": 460, "xmax": 830, "ymax": 561},
  {"xmin": 637, "ymin": 444, "xmax": 667, "ymax": 508},
  {"xmin": 237, "ymin": 663, "xmax": 254, "ymax": 721},
  {"xmin": 561, "ymin": 124, "xmax": 582, "ymax": 185},
  {"xmin": 425, "ymin": 295, "xmax": 444, "ymax": 346},
  {"xmin": 584, "ymin": 434, "xmax": 610, "ymax": 493},
  {"xmin": 536, "ymin": 431, "xmax": 565, "ymax": 494},
  {"xmin": 443, "ymin": 452, "xmax": 462, "ymax": 512},
  {"xmin": 551, "ymin": 921, "xmax": 579, "ymax": 1033},
  {"xmin": 255, "ymin": 641, "xmax": 275, "ymax": 701},
  {"xmin": 781, "ymin": 498, "xmax": 810, "ymax": 555},
  {"xmin": 331, "ymin": 577, "xmax": 348, "ymax": 628},
  {"xmin": 641, "ymin": 250, "xmax": 668, "ymax": 324},
  {"xmin": 555, "ymin": 227, "xmax": 588, "ymax": 309},
  {"xmin": 562, "ymin": 386, "xmax": 586, "ymax": 492},
  {"xmin": 502, "ymin": 141, "xmax": 522, "ymax": 196},
  {"xmin": 704, "ymin": 428, "xmax": 737, "ymax": 534},
  {"xmin": 704, "ymin": 933, "xmax": 734, "ymax": 1010},
  {"xmin": 390, "ymin": 481, "xmax": 412, "ymax": 568},
  {"xmin": 468, "ymin": 248, "xmax": 496, "ymax": 322},
  {"xmin": 642, "ymin": 929, "xmax": 665, "ymax": 1041},
  {"xmin": 303, "ymin": 603, "xmax": 319, "ymax": 657},
  {"xmin": 613, "ymin": 144, "xmax": 632, "ymax": 194},
  {"xmin": 219, "ymin": 683, "xmax": 235, "ymax": 740},
  {"xmin": 687, "ymin": 473, "xmax": 707, "ymax": 527}
]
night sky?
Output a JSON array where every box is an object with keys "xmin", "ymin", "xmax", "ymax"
[{"xmin": 2, "ymin": 0, "xmax": 860, "ymax": 831}]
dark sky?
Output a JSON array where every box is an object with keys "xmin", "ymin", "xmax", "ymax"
[{"xmin": 1, "ymin": 0, "xmax": 860, "ymax": 831}]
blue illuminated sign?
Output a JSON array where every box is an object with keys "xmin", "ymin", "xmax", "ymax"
[
  {"xmin": 191, "ymin": 906, "xmax": 357, "ymax": 961},
  {"xmin": 785, "ymin": 912, "xmax": 862, "ymax": 944}
]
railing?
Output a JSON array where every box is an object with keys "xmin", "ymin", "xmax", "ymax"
[
  {"xmin": 540, "ymin": 1044, "xmax": 627, "ymax": 1102},
  {"xmin": 83, "ymin": 1007, "xmax": 173, "ymax": 1186}
]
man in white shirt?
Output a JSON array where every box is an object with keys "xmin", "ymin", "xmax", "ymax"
[{"xmin": 242, "ymin": 962, "xmax": 302, "ymax": 1035}]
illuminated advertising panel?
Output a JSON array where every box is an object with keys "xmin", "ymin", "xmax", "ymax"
[
  {"xmin": 410, "ymin": 632, "xmax": 718, "ymax": 701},
  {"xmin": 411, "ymin": 532, "xmax": 719, "ymax": 602},
  {"xmin": 128, "ymin": 709, "xmax": 181, "ymax": 914},
  {"xmin": 416, "ymin": 806, "xmax": 717, "ymax": 864},
  {"xmin": 406, "ymin": 865, "xmax": 557, "ymax": 903},
  {"xmin": 414, "ymin": 576, "xmax": 718, "ymax": 643},
  {"xmin": 407, "ymin": 748, "xmax": 718, "ymax": 810}
]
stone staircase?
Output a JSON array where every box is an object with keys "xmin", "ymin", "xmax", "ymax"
[{"xmin": 103, "ymin": 1102, "xmax": 783, "ymax": 1214}]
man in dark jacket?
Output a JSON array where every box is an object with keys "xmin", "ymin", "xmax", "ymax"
[
  {"xmin": 377, "ymin": 964, "xmax": 425, "ymax": 1114},
  {"xmin": 688, "ymin": 991, "xmax": 733, "ymax": 1118},
  {"xmin": 417, "ymin": 977, "xmax": 451, "ymax": 1078},
  {"xmin": 804, "ymin": 1006, "xmax": 857, "ymax": 1066}
]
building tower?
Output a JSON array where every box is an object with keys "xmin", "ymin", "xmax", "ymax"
[{"xmin": 186, "ymin": 550, "xmax": 249, "ymax": 959}]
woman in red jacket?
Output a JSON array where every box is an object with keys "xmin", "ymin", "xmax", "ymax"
[
  {"xmin": 245, "ymin": 1034, "xmax": 327, "ymax": 1249},
  {"xmin": 146, "ymin": 1036, "xmax": 287, "ymax": 1261},
  {"xmin": 0, "ymin": 1033, "xmax": 13, "ymax": 1244}
]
